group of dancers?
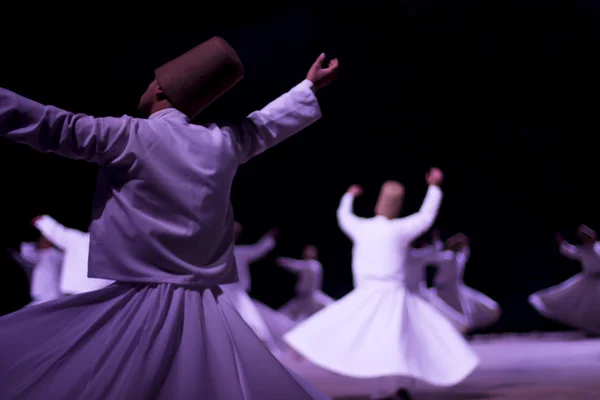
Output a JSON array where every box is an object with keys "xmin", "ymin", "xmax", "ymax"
[{"xmin": 0, "ymin": 36, "xmax": 598, "ymax": 400}]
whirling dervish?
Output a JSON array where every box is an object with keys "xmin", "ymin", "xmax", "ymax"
[
  {"xmin": 423, "ymin": 233, "xmax": 501, "ymax": 332},
  {"xmin": 221, "ymin": 222, "xmax": 296, "ymax": 357},
  {"xmin": 32, "ymin": 215, "xmax": 114, "ymax": 294},
  {"xmin": 276, "ymin": 244, "xmax": 334, "ymax": 323},
  {"xmin": 8, "ymin": 234, "xmax": 63, "ymax": 305},
  {"xmin": 529, "ymin": 225, "xmax": 600, "ymax": 335},
  {"xmin": 405, "ymin": 230, "xmax": 468, "ymax": 333},
  {"xmin": 0, "ymin": 36, "xmax": 337, "ymax": 399},
  {"xmin": 284, "ymin": 169, "xmax": 478, "ymax": 400}
]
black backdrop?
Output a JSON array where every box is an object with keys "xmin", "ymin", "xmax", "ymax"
[{"xmin": 1, "ymin": 1, "xmax": 599, "ymax": 332}]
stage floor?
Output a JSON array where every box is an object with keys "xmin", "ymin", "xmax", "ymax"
[{"xmin": 283, "ymin": 332, "xmax": 600, "ymax": 399}]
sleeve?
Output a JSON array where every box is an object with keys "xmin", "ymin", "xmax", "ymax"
[
  {"xmin": 19, "ymin": 242, "xmax": 40, "ymax": 264},
  {"xmin": 394, "ymin": 185, "xmax": 443, "ymax": 240},
  {"xmin": 235, "ymin": 234, "xmax": 276, "ymax": 263},
  {"xmin": 421, "ymin": 250, "xmax": 454, "ymax": 265},
  {"xmin": 277, "ymin": 257, "xmax": 310, "ymax": 272},
  {"xmin": 224, "ymin": 80, "xmax": 322, "ymax": 163},
  {"xmin": 593, "ymin": 242, "xmax": 600, "ymax": 258},
  {"xmin": 0, "ymin": 88, "xmax": 138, "ymax": 167},
  {"xmin": 559, "ymin": 242, "xmax": 579, "ymax": 259},
  {"xmin": 409, "ymin": 245, "xmax": 438, "ymax": 259},
  {"xmin": 458, "ymin": 246, "xmax": 471, "ymax": 262},
  {"xmin": 337, "ymin": 193, "xmax": 363, "ymax": 239},
  {"xmin": 11, "ymin": 248, "xmax": 36, "ymax": 271},
  {"xmin": 34, "ymin": 215, "xmax": 82, "ymax": 251}
]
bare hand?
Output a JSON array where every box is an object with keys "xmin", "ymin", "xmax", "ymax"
[
  {"xmin": 426, "ymin": 168, "xmax": 444, "ymax": 186},
  {"xmin": 306, "ymin": 53, "xmax": 339, "ymax": 90},
  {"xmin": 555, "ymin": 233, "xmax": 564, "ymax": 244},
  {"xmin": 347, "ymin": 184, "xmax": 363, "ymax": 196},
  {"xmin": 31, "ymin": 216, "xmax": 42, "ymax": 226},
  {"xmin": 269, "ymin": 228, "xmax": 279, "ymax": 238},
  {"xmin": 432, "ymin": 228, "xmax": 441, "ymax": 242}
]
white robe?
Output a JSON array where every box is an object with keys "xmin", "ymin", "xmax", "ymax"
[
  {"xmin": 424, "ymin": 244, "xmax": 501, "ymax": 331},
  {"xmin": 405, "ymin": 244, "xmax": 469, "ymax": 332},
  {"xmin": 222, "ymin": 234, "xmax": 295, "ymax": 357},
  {"xmin": 285, "ymin": 186, "xmax": 478, "ymax": 398},
  {"xmin": 13, "ymin": 243, "xmax": 64, "ymax": 304},
  {"xmin": 529, "ymin": 241, "xmax": 600, "ymax": 334},
  {"xmin": 10, "ymin": 242, "xmax": 37, "ymax": 281},
  {"xmin": 34, "ymin": 216, "xmax": 114, "ymax": 294},
  {"xmin": 277, "ymin": 258, "xmax": 335, "ymax": 323}
]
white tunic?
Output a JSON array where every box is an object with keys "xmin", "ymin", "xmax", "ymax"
[
  {"xmin": 29, "ymin": 247, "xmax": 64, "ymax": 304},
  {"xmin": 34, "ymin": 216, "xmax": 114, "ymax": 294},
  {"xmin": 285, "ymin": 186, "xmax": 478, "ymax": 396},
  {"xmin": 425, "ymin": 244, "xmax": 501, "ymax": 331},
  {"xmin": 529, "ymin": 241, "xmax": 600, "ymax": 334},
  {"xmin": 405, "ymin": 243, "xmax": 469, "ymax": 332},
  {"xmin": 11, "ymin": 243, "xmax": 38, "ymax": 281},
  {"xmin": 13, "ymin": 243, "xmax": 63, "ymax": 304},
  {"xmin": 277, "ymin": 258, "xmax": 334, "ymax": 323}
]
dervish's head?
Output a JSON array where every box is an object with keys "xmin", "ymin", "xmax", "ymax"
[
  {"xmin": 138, "ymin": 36, "xmax": 244, "ymax": 119},
  {"xmin": 302, "ymin": 245, "xmax": 318, "ymax": 260},
  {"xmin": 374, "ymin": 181, "xmax": 405, "ymax": 219}
]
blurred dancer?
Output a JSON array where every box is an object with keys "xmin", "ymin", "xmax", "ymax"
[
  {"xmin": 33, "ymin": 215, "xmax": 114, "ymax": 294},
  {"xmin": 9, "ymin": 235, "xmax": 63, "ymax": 304},
  {"xmin": 222, "ymin": 223, "xmax": 295, "ymax": 357},
  {"xmin": 277, "ymin": 245, "xmax": 334, "ymax": 323},
  {"xmin": 529, "ymin": 225, "xmax": 600, "ymax": 335},
  {"xmin": 424, "ymin": 233, "xmax": 501, "ymax": 332},
  {"xmin": 285, "ymin": 169, "xmax": 478, "ymax": 400},
  {"xmin": 405, "ymin": 231, "xmax": 469, "ymax": 333},
  {"xmin": 0, "ymin": 37, "xmax": 337, "ymax": 399}
]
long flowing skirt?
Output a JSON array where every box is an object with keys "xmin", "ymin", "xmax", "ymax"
[
  {"xmin": 0, "ymin": 283, "xmax": 331, "ymax": 400},
  {"xmin": 431, "ymin": 283, "xmax": 501, "ymax": 331},
  {"xmin": 279, "ymin": 291, "xmax": 335, "ymax": 323},
  {"xmin": 283, "ymin": 281, "xmax": 479, "ymax": 391},
  {"xmin": 529, "ymin": 273, "xmax": 600, "ymax": 334}
]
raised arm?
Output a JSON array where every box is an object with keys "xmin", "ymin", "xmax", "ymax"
[
  {"xmin": 409, "ymin": 245, "xmax": 439, "ymax": 259},
  {"xmin": 235, "ymin": 234, "xmax": 276, "ymax": 263},
  {"xmin": 19, "ymin": 242, "xmax": 40, "ymax": 264},
  {"xmin": 337, "ymin": 186, "xmax": 364, "ymax": 240},
  {"xmin": 457, "ymin": 245, "xmax": 470, "ymax": 262},
  {"xmin": 0, "ymin": 88, "xmax": 138, "ymax": 167},
  {"xmin": 227, "ymin": 54, "xmax": 338, "ymax": 163},
  {"xmin": 558, "ymin": 241, "xmax": 579, "ymax": 259},
  {"xmin": 396, "ymin": 185, "xmax": 443, "ymax": 239},
  {"xmin": 227, "ymin": 80, "xmax": 321, "ymax": 163},
  {"xmin": 277, "ymin": 257, "xmax": 312, "ymax": 273},
  {"xmin": 33, "ymin": 215, "xmax": 84, "ymax": 251}
]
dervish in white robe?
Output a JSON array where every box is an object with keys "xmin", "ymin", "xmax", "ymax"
[
  {"xmin": 33, "ymin": 215, "xmax": 114, "ymax": 294},
  {"xmin": 221, "ymin": 224, "xmax": 295, "ymax": 357},
  {"xmin": 405, "ymin": 238, "xmax": 469, "ymax": 333},
  {"xmin": 529, "ymin": 225, "xmax": 600, "ymax": 334},
  {"xmin": 277, "ymin": 245, "xmax": 335, "ymax": 323},
  {"xmin": 422, "ymin": 234, "xmax": 501, "ymax": 332},
  {"xmin": 284, "ymin": 171, "xmax": 478, "ymax": 400},
  {"xmin": 10, "ymin": 238, "xmax": 63, "ymax": 304}
]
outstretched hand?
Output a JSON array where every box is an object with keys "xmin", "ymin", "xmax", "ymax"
[
  {"xmin": 31, "ymin": 216, "xmax": 42, "ymax": 226},
  {"xmin": 347, "ymin": 184, "xmax": 363, "ymax": 196},
  {"xmin": 426, "ymin": 168, "xmax": 444, "ymax": 186},
  {"xmin": 306, "ymin": 53, "xmax": 339, "ymax": 90}
]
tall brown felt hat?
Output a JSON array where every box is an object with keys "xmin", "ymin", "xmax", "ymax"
[{"xmin": 155, "ymin": 36, "xmax": 244, "ymax": 119}]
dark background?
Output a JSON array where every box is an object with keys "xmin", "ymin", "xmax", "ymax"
[{"xmin": 1, "ymin": 1, "xmax": 599, "ymax": 333}]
